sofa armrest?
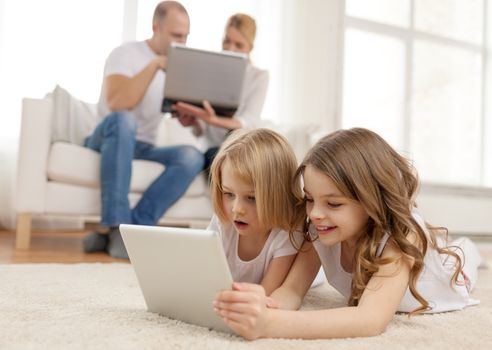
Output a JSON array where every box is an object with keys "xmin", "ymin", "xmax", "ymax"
[{"xmin": 16, "ymin": 97, "xmax": 53, "ymax": 213}]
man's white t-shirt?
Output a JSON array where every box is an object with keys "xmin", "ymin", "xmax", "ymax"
[
  {"xmin": 207, "ymin": 215, "xmax": 298, "ymax": 284},
  {"xmin": 97, "ymin": 41, "xmax": 165, "ymax": 145}
]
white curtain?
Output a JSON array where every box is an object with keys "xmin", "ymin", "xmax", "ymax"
[{"xmin": 0, "ymin": 0, "xmax": 125, "ymax": 229}]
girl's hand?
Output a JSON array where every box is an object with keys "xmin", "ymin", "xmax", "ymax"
[
  {"xmin": 266, "ymin": 296, "xmax": 280, "ymax": 309},
  {"xmin": 175, "ymin": 100, "xmax": 217, "ymax": 125},
  {"xmin": 214, "ymin": 282, "xmax": 271, "ymax": 340}
]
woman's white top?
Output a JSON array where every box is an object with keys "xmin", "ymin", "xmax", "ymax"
[
  {"xmin": 207, "ymin": 215, "xmax": 297, "ymax": 284},
  {"xmin": 312, "ymin": 209, "xmax": 480, "ymax": 313},
  {"xmin": 203, "ymin": 63, "xmax": 269, "ymax": 147}
]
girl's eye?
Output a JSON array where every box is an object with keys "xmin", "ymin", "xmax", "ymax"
[
  {"xmin": 327, "ymin": 203, "xmax": 342, "ymax": 208},
  {"xmin": 303, "ymin": 196, "xmax": 314, "ymax": 203},
  {"xmin": 223, "ymin": 192, "xmax": 234, "ymax": 198},
  {"xmin": 247, "ymin": 196, "xmax": 256, "ymax": 202}
]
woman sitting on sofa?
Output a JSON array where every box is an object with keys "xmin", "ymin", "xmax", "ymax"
[{"xmin": 173, "ymin": 13, "xmax": 269, "ymax": 171}]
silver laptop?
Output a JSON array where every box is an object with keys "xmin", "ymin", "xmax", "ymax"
[
  {"xmin": 119, "ymin": 224, "xmax": 233, "ymax": 333},
  {"xmin": 161, "ymin": 43, "xmax": 248, "ymax": 117}
]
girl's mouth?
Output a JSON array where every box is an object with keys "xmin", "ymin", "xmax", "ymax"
[
  {"xmin": 316, "ymin": 225, "xmax": 337, "ymax": 236},
  {"xmin": 234, "ymin": 220, "xmax": 249, "ymax": 230}
]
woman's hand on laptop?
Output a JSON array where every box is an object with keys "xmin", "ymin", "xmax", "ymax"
[
  {"xmin": 175, "ymin": 100, "xmax": 242, "ymax": 130},
  {"xmin": 172, "ymin": 105, "xmax": 203, "ymax": 136},
  {"xmin": 174, "ymin": 110, "xmax": 196, "ymax": 126},
  {"xmin": 175, "ymin": 101, "xmax": 217, "ymax": 124}
]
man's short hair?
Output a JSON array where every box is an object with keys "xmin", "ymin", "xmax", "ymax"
[{"xmin": 153, "ymin": 1, "xmax": 188, "ymax": 24}]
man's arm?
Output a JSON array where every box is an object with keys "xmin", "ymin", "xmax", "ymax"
[{"xmin": 106, "ymin": 56, "xmax": 166, "ymax": 111}]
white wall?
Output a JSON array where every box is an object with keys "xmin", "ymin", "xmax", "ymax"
[
  {"xmin": 292, "ymin": 0, "xmax": 492, "ymax": 235},
  {"xmin": 418, "ymin": 186, "xmax": 492, "ymax": 235},
  {"xmin": 280, "ymin": 0, "xmax": 343, "ymax": 129}
]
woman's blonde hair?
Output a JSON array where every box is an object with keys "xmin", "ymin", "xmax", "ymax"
[
  {"xmin": 210, "ymin": 128, "xmax": 301, "ymax": 231},
  {"xmin": 291, "ymin": 127, "xmax": 463, "ymax": 315},
  {"xmin": 226, "ymin": 13, "xmax": 256, "ymax": 48}
]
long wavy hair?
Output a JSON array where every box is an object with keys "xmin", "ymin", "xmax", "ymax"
[{"xmin": 291, "ymin": 128, "xmax": 463, "ymax": 315}]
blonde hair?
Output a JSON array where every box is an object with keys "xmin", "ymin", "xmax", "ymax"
[
  {"xmin": 210, "ymin": 128, "xmax": 300, "ymax": 231},
  {"xmin": 292, "ymin": 127, "xmax": 463, "ymax": 315},
  {"xmin": 226, "ymin": 13, "xmax": 257, "ymax": 48}
]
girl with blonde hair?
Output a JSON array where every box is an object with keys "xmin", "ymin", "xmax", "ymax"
[
  {"xmin": 174, "ymin": 13, "xmax": 269, "ymax": 171},
  {"xmin": 213, "ymin": 127, "xmax": 482, "ymax": 339},
  {"xmin": 208, "ymin": 128, "xmax": 302, "ymax": 295}
]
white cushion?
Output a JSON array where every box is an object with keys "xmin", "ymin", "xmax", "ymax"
[
  {"xmin": 47, "ymin": 142, "xmax": 207, "ymax": 196},
  {"xmin": 45, "ymin": 182, "xmax": 213, "ymax": 220},
  {"xmin": 47, "ymin": 85, "xmax": 98, "ymax": 146}
]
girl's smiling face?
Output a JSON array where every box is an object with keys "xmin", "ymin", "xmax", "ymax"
[{"xmin": 303, "ymin": 165, "xmax": 370, "ymax": 248}]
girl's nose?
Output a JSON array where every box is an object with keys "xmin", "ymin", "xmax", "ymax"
[
  {"xmin": 308, "ymin": 204, "xmax": 325, "ymax": 222},
  {"xmin": 232, "ymin": 199, "xmax": 245, "ymax": 215}
]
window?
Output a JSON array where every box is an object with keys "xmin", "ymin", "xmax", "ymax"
[
  {"xmin": 342, "ymin": 0, "xmax": 490, "ymax": 187},
  {"xmin": 0, "ymin": 0, "xmax": 124, "ymax": 139}
]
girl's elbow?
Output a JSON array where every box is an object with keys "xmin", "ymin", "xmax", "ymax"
[
  {"xmin": 362, "ymin": 318, "xmax": 389, "ymax": 337},
  {"xmin": 367, "ymin": 323, "xmax": 387, "ymax": 337},
  {"xmin": 355, "ymin": 309, "xmax": 390, "ymax": 337}
]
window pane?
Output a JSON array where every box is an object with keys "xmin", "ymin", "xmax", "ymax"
[
  {"xmin": 411, "ymin": 41, "xmax": 482, "ymax": 185},
  {"xmin": 414, "ymin": 0, "xmax": 483, "ymax": 44},
  {"xmin": 485, "ymin": 4, "xmax": 492, "ymax": 187},
  {"xmin": 0, "ymin": 0, "xmax": 123, "ymax": 139},
  {"xmin": 346, "ymin": 0, "xmax": 410, "ymax": 27},
  {"xmin": 342, "ymin": 29, "xmax": 406, "ymax": 149}
]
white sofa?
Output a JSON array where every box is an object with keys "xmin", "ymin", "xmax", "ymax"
[{"xmin": 15, "ymin": 89, "xmax": 322, "ymax": 249}]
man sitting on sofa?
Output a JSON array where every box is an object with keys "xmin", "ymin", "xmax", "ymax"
[{"xmin": 83, "ymin": 0, "xmax": 204, "ymax": 259}]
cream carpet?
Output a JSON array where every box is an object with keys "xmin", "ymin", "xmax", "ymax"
[{"xmin": 1, "ymin": 263, "xmax": 491, "ymax": 350}]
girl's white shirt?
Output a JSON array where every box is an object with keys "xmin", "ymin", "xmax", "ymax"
[
  {"xmin": 207, "ymin": 215, "xmax": 298, "ymax": 284},
  {"xmin": 312, "ymin": 208, "xmax": 480, "ymax": 313}
]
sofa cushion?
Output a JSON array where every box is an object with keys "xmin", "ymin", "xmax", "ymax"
[
  {"xmin": 44, "ymin": 181, "xmax": 213, "ymax": 220},
  {"xmin": 47, "ymin": 85, "xmax": 98, "ymax": 146},
  {"xmin": 47, "ymin": 142, "xmax": 207, "ymax": 196}
]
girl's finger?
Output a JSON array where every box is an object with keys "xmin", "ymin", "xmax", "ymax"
[
  {"xmin": 218, "ymin": 308, "xmax": 245, "ymax": 320},
  {"xmin": 215, "ymin": 301, "xmax": 258, "ymax": 315},
  {"xmin": 215, "ymin": 290, "xmax": 257, "ymax": 303}
]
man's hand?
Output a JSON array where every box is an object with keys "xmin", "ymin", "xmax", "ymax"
[{"xmin": 154, "ymin": 55, "xmax": 167, "ymax": 70}]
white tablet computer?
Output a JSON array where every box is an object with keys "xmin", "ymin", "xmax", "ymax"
[
  {"xmin": 119, "ymin": 224, "xmax": 233, "ymax": 333},
  {"xmin": 161, "ymin": 43, "xmax": 248, "ymax": 117}
]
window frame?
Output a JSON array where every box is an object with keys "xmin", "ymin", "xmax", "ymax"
[{"xmin": 339, "ymin": 0, "xmax": 490, "ymax": 189}]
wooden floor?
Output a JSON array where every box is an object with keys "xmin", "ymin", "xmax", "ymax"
[{"xmin": 0, "ymin": 230, "xmax": 126, "ymax": 263}]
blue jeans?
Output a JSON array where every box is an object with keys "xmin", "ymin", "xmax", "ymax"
[{"xmin": 84, "ymin": 111, "xmax": 205, "ymax": 227}]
